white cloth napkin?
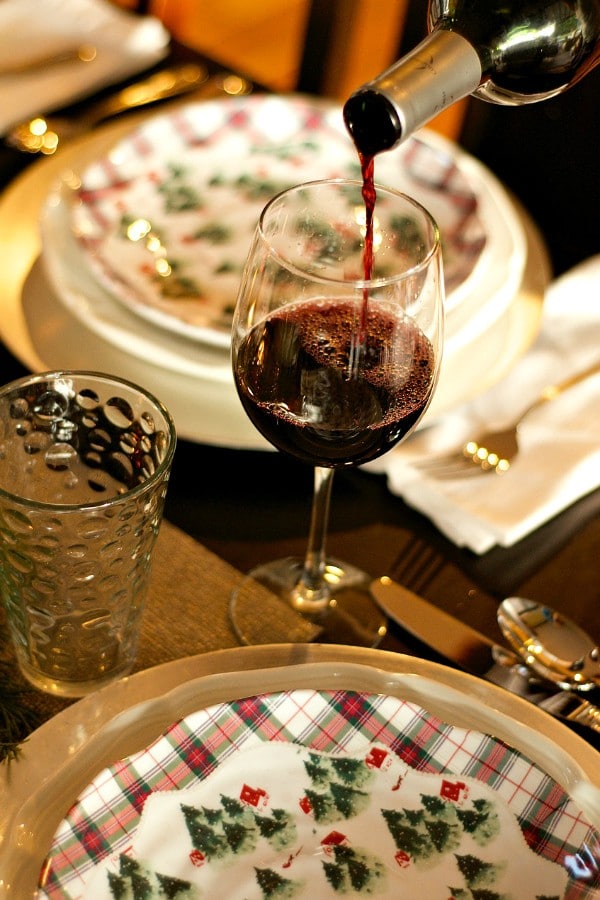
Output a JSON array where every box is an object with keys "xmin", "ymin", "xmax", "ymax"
[
  {"xmin": 0, "ymin": 0, "xmax": 169, "ymax": 135},
  {"xmin": 368, "ymin": 255, "xmax": 600, "ymax": 554}
]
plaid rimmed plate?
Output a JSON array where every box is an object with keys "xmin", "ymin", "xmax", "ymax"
[{"xmin": 38, "ymin": 689, "xmax": 599, "ymax": 899}]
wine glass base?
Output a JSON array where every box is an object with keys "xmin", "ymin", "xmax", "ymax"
[{"xmin": 229, "ymin": 557, "xmax": 387, "ymax": 648}]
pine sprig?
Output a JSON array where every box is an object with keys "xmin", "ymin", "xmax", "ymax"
[{"xmin": 0, "ymin": 676, "xmax": 40, "ymax": 764}]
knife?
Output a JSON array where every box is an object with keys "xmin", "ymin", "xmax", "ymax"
[{"xmin": 371, "ymin": 576, "xmax": 600, "ymax": 738}]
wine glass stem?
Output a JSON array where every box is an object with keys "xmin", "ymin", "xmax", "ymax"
[{"xmin": 291, "ymin": 466, "xmax": 335, "ymax": 613}]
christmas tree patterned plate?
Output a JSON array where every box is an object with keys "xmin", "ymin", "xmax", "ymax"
[
  {"xmin": 63, "ymin": 94, "xmax": 526, "ymax": 349},
  {"xmin": 38, "ymin": 688, "xmax": 599, "ymax": 899}
]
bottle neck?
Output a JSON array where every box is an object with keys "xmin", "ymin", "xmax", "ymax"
[{"xmin": 344, "ymin": 30, "xmax": 481, "ymax": 154}]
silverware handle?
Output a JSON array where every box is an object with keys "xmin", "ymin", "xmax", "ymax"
[
  {"xmin": 0, "ymin": 44, "xmax": 95, "ymax": 77},
  {"xmin": 539, "ymin": 691, "xmax": 600, "ymax": 734},
  {"xmin": 527, "ymin": 359, "xmax": 600, "ymax": 417},
  {"xmin": 81, "ymin": 63, "xmax": 209, "ymax": 127}
]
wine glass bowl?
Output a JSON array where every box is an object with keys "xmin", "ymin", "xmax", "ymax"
[{"xmin": 230, "ymin": 178, "xmax": 444, "ymax": 646}]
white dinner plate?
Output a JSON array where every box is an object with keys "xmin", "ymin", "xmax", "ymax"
[
  {"xmin": 0, "ymin": 104, "xmax": 549, "ymax": 448},
  {"xmin": 63, "ymin": 95, "xmax": 523, "ymax": 349},
  {"xmin": 2, "ymin": 645, "xmax": 599, "ymax": 897}
]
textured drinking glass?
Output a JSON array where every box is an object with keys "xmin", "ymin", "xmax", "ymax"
[{"xmin": 0, "ymin": 371, "xmax": 176, "ymax": 697}]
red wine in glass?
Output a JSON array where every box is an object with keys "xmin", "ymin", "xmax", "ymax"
[{"xmin": 235, "ymin": 298, "xmax": 435, "ymax": 468}]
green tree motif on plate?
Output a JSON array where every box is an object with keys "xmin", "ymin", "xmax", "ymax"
[
  {"xmin": 454, "ymin": 853, "xmax": 504, "ymax": 888},
  {"xmin": 456, "ymin": 798, "xmax": 501, "ymax": 846},
  {"xmin": 302, "ymin": 755, "xmax": 374, "ymax": 824},
  {"xmin": 383, "ymin": 792, "xmax": 501, "ymax": 866},
  {"xmin": 322, "ymin": 843, "xmax": 387, "ymax": 894},
  {"xmin": 116, "ymin": 213, "xmax": 203, "ymax": 302},
  {"xmin": 192, "ymin": 223, "xmax": 231, "ymax": 244},
  {"xmin": 181, "ymin": 794, "xmax": 297, "ymax": 862},
  {"xmin": 248, "ymin": 139, "xmax": 320, "ymax": 160},
  {"xmin": 207, "ymin": 171, "xmax": 294, "ymax": 201},
  {"xmin": 382, "ymin": 802, "xmax": 462, "ymax": 866},
  {"xmin": 389, "ymin": 214, "xmax": 423, "ymax": 253},
  {"xmin": 304, "ymin": 754, "xmax": 373, "ymax": 790},
  {"xmin": 157, "ymin": 164, "xmax": 203, "ymax": 212},
  {"xmin": 255, "ymin": 808, "xmax": 297, "ymax": 850},
  {"xmin": 382, "ymin": 791, "xmax": 561, "ymax": 899},
  {"xmin": 105, "ymin": 853, "xmax": 199, "ymax": 899},
  {"xmin": 150, "ymin": 261, "xmax": 200, "ymax": 301},
  {"xmin": 448, "ymin": 889, "xmax": 505, "ymax": 900},
  {"xmin": 254, "ymin": 866, "xmax": 302, "ymax": 898},
  {"xmin": 295, "ymin": 214, "xmax": 347, "ymax": 263}
]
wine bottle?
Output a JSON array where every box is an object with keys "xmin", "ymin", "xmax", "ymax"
[{"xmin": 343, "ymin": 0, "xmax": 600, "ymax": 156}]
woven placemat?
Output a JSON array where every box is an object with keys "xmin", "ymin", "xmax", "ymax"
[{"xmin": 0, "ymin": 520, "xmax": 315, "ymax": 731}]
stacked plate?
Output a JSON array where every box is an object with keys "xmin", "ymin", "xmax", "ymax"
[{"xmin": 39, "ymin": 94, "xmax": 531, "ymax": 448}]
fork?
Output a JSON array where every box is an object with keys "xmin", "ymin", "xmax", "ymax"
[
  {"xmin": 418, "ymin": 358, "xmax": 600, "ymax": 478},
  {"xmin": 7, "ymin": 64, "xmax": 252, "ymax": 155}
]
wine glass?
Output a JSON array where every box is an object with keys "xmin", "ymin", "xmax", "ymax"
[{"xmin": 230, "ymin": 178, "xmax": 444, "ymax": 646}]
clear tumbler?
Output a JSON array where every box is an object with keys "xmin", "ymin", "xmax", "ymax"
[{"xmin": 0, "ymin": 371, "xmax": 176, "ymax": 697}]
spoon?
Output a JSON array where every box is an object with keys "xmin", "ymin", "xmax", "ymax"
[
  {"xmin": 7, "ymin": 64, "xmax": 252, "ymax": 155},
  {"xmin": 498, "ymin": 596, "xmax": 600, "ymax": 692}
]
